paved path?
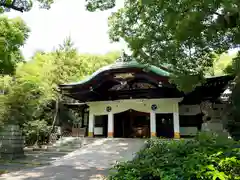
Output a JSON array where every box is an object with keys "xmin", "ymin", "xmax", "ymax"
[{"xmin": 0, "ymin": 138, "xmax": 145, "ymax": 180}]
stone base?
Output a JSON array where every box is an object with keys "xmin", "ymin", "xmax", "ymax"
[
  {"xmin": 0, "ymin": 151, "xmax": 25, "ymax": 160},
  {"xmin": 201, "ymin": 122, "xmax": 229, "ymax": 138},
  {"xmin": 88, "ymin": 132, "xmax": 93, "ymax": 137},
  {"xmin": 107, "ymin": 132, "xmax": 113, "ymax": 137},
  {"xmin": 202, "ymin": 122, "xmax": 223, "ymax": 131},
  {"xmin": 0, "ymin": 124, "xmax": 25, "ymax": 160},
  {"xmin": 174, "ymin": 132, "xmax": 180, "ymax": 139},
  {"xmin": 150, "ymin": 132, "xmax": 156, "ymax": 137}
]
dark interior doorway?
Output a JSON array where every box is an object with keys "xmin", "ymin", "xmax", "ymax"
[
  {"xmin": 179, "ymin": 113, "xmax": 203, "ymax": 137},
  {"xmin": 114, "ymin": 109, "xmax": 150, "ymax": 138},
  {"xmin": 156, "ymin": 113, "xmax": 174, "ymax": 138},
  {"xmin": 94, "ymin": 115, "xmax": 108, "ymax": 137}
]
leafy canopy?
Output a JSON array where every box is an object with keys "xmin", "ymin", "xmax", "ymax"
[
  {"xmin": 0, "ymin": 0, "xmax": 53, "ymax": 12},
  {"xmin": 3, "ymin": 0, "xmax": 240, "ymax": 81},
  {"xmin": 87, "ymin": 0, "xmax": 240, "ymax": 91},
  {"xmin": 85, "ymin": 1, "xmax": 240, "ymax": 136},
  {"xmin": 0, "ymin": 37, "xmax": 119, "ymax": 143},
  {"xmin": 0, "ymin": 16, "xmax": 29, "ymax": 75}
]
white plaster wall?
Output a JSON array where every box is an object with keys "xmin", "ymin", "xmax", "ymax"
[
  {"xmin": 180, "ymin": 127, "xmax": 198, "ymax": 135},
  {"xmin": 87, "ymin": 100, "xmax": 225, "ymax": 136},
  {"xmin": 202, "ymin": 122, "xmax": 224, "ymax": 132},
  {"xmin": 179, "ymin": 104, "xmax": 225, "ymax": 119},
  {"xmin": 179, "ymin": 105, "xmax": 201, "ymax": 116},
  {"xmin": 87, "ymin": 98, "xmax": 182, "ymax": 115}
]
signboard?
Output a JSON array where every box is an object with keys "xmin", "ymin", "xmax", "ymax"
[{"xmin": 113, "ymin": 73, "xmax": 134, "ymax": 79}]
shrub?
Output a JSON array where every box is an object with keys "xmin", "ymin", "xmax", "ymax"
[
  {"xmin": 109, "ymin": 133, "xmax": 240, "ymax": 180},
  {"xmin": 22, "ymin": 119, "xmax": 51, "ymax": 146}
]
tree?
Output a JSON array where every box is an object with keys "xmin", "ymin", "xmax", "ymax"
[
  {"xmin": 86, "ymin": 0, "xmax": 240, "ymax": 138},
  {"xmin": 1, "ymin": 0, "xmax": 152, "ymax": 13},
  {"xmin": 86, "ymin": 0, "xmax": 240, "ymax": 90},
  {"xmin": 0, "ymin": 16, "xmax": 29, "ymax": 75},
  {"xmin": 85, "ymin": 0, "xmax": 151, "ymax": 11},
  {"xmin": 0, "ymin": 0, "xmax": 53, "ymax": 12},
  {"xmin": 206, "ymin": 53, "xmax": 236, "ymax": 76},
  {"xmin": 0, "ymin": 38, "xmax": 119, "ymax": 143}
]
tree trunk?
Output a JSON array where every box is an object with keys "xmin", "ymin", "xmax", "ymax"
[{"xmin": 50, "ymin": 98, "xmax": 59, "ymax": 134}]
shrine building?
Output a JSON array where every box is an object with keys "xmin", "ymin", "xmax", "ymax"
[{"xmin": 58, "ymin": 60, "xmax": 234, "ymax": 139}]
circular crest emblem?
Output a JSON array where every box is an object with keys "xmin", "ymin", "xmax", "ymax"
[
  {"xmin": 106, "ymin": 106, "xmax": 112, "ymax": 112},
  {"xmin": 151, "ymin": 104, "xmax": 157, "ymax": 111}
]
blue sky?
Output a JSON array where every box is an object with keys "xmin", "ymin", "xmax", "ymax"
[{"xmin": 5, "ymin": 0, "xmax": 125, "ymax": 59}]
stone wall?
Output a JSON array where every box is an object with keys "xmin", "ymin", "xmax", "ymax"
[{"xmin": 0, "ymin": 124, "xmax": 24, "ymax": 160}]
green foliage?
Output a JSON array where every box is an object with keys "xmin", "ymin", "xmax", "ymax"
[
  {"xmin": 86, "ymin": 0, "xmax": 115, "ymax": 12},
  {"xmin": 0, "ymin": 38, "xmax": 119, "ymax": 144},
  {"xmin": 86, "ymin": 0, "xmax": 240, "ymax": 91},
  {"xmin": 109, "ymin": 133, "xmax": 240, "ymax": 180},
  {"xmin": 219, "ymin": 51, "xmax": 240, "ymax": 139},
  {"xmin": 170, "ymin": 73, "xmax": 205, "ymax": 93},
  {"xmin": 0, "ymin": 0, "xmax": 53, "ymax": 12},
  {"xmin": 23, "ymin": 120, "xmax": 50, "ymax": 145},
  {"xmin": 85, "ymin": 0, "xmax": 152, "ymax": 11},
  {"xmin": 206, "ymin": 53, "xmax": 237, "ymax": 76},
  {"xmin": 0, "ymin": 16, "xmax": 29, "ymax": 75}
]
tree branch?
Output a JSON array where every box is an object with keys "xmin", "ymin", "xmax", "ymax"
[{"xmin": 0, "ymin": 1, "xmax": 24, "ymax": 12}]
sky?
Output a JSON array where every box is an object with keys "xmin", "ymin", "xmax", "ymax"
[
  {"xmin": 5, "ymin": 0, "xmax": 125, "ymax": 59},
  {"xmin": 4, "ymin": 0, "xmax": 239, "ymax": 59}
]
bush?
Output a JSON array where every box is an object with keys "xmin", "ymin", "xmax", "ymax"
[
  {"xmin": 109, "ymin": 133, "xmax": 240, "ymax": 180},
  {"xmin": 23, "ymin": 120, "xmax": 51, "ymax": 146}
]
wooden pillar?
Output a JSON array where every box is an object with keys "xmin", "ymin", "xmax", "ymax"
[
  {"xmin": 150, "ymin": 111, "xmax": 156, "ymax": 137},
  {"xmin": 88, "ymin": 114, "xmax": 94, "ymax": 137},
  {"xmin": 173, "ymin": 112, "xmax": 180, "ymax": 138},
  {"xmin": 108, "ymin": 112, "xmax": 114, "ymax": 137}
]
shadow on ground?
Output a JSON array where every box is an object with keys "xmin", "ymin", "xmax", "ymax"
[
  {"xmin": 1, "ymin": 165, "xmax": 109, "ymax": 180},
  {"xmin": 0, "ymin": 138, "xmax": 145, "ymax": 180},
  {"xmin": 0, "ymin": 151, "xmax": 70, "ymax": 172}
]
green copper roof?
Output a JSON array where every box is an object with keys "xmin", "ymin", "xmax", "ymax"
[{"xmin": 62, "ymin": 61, "xmax": 170, "ymax": 86}]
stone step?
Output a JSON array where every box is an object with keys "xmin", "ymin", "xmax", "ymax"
[
  {"xmin": 25, "ymin": 151, "xmax": 67, "ymax": 156},
  {"xmin": 24, "ymin": 137, "xmax": 99, "ymax": 154},
  {"xmin": 52, "ymin": 137, "xmax": 97, "ymax": 147},
  {"xmin": 51, "ymin": 147, "xmax": 81, "ymax": 151}
]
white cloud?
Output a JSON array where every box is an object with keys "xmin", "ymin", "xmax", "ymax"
[{"xmin": 5, "ymin": 0, "xmax": 125, "ymax": 59}]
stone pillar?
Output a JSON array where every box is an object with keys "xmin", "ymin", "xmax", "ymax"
[
  {"xmin": 0, "ymin": 124, "xmax": 24, "ymax": 160},
  {"xmin": 150, "ymin": 111, "xmax": 156, "ymax": 137},
  {"xmin": 88, "ymin": 114, "xmax": 94, "ymax": 137},
  {"xmin": 173, "ymin": 112, "xmax": 180, "ymax": 138},
  {"xmin": 108, "ymin": 112, "xmax": 114, "ymax": 137}
]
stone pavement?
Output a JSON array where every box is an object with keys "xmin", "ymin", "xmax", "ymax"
[{"xmin": 0, "ymin": 138, "xmax": 145, "ymax": 180}]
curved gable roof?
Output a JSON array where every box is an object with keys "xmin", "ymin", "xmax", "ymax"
[{"xmin": 60, "ymin": 61, "xmax": 170, "ymax": 87}]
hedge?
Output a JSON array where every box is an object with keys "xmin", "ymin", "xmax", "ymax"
[{"xmin": 109, "ymin": 133, "xmax": 240, "ymax": 180}]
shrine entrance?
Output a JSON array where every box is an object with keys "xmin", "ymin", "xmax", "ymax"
[{"xmin": 114, "ymin": 109, "xmax": 150, "ymax": 138}]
